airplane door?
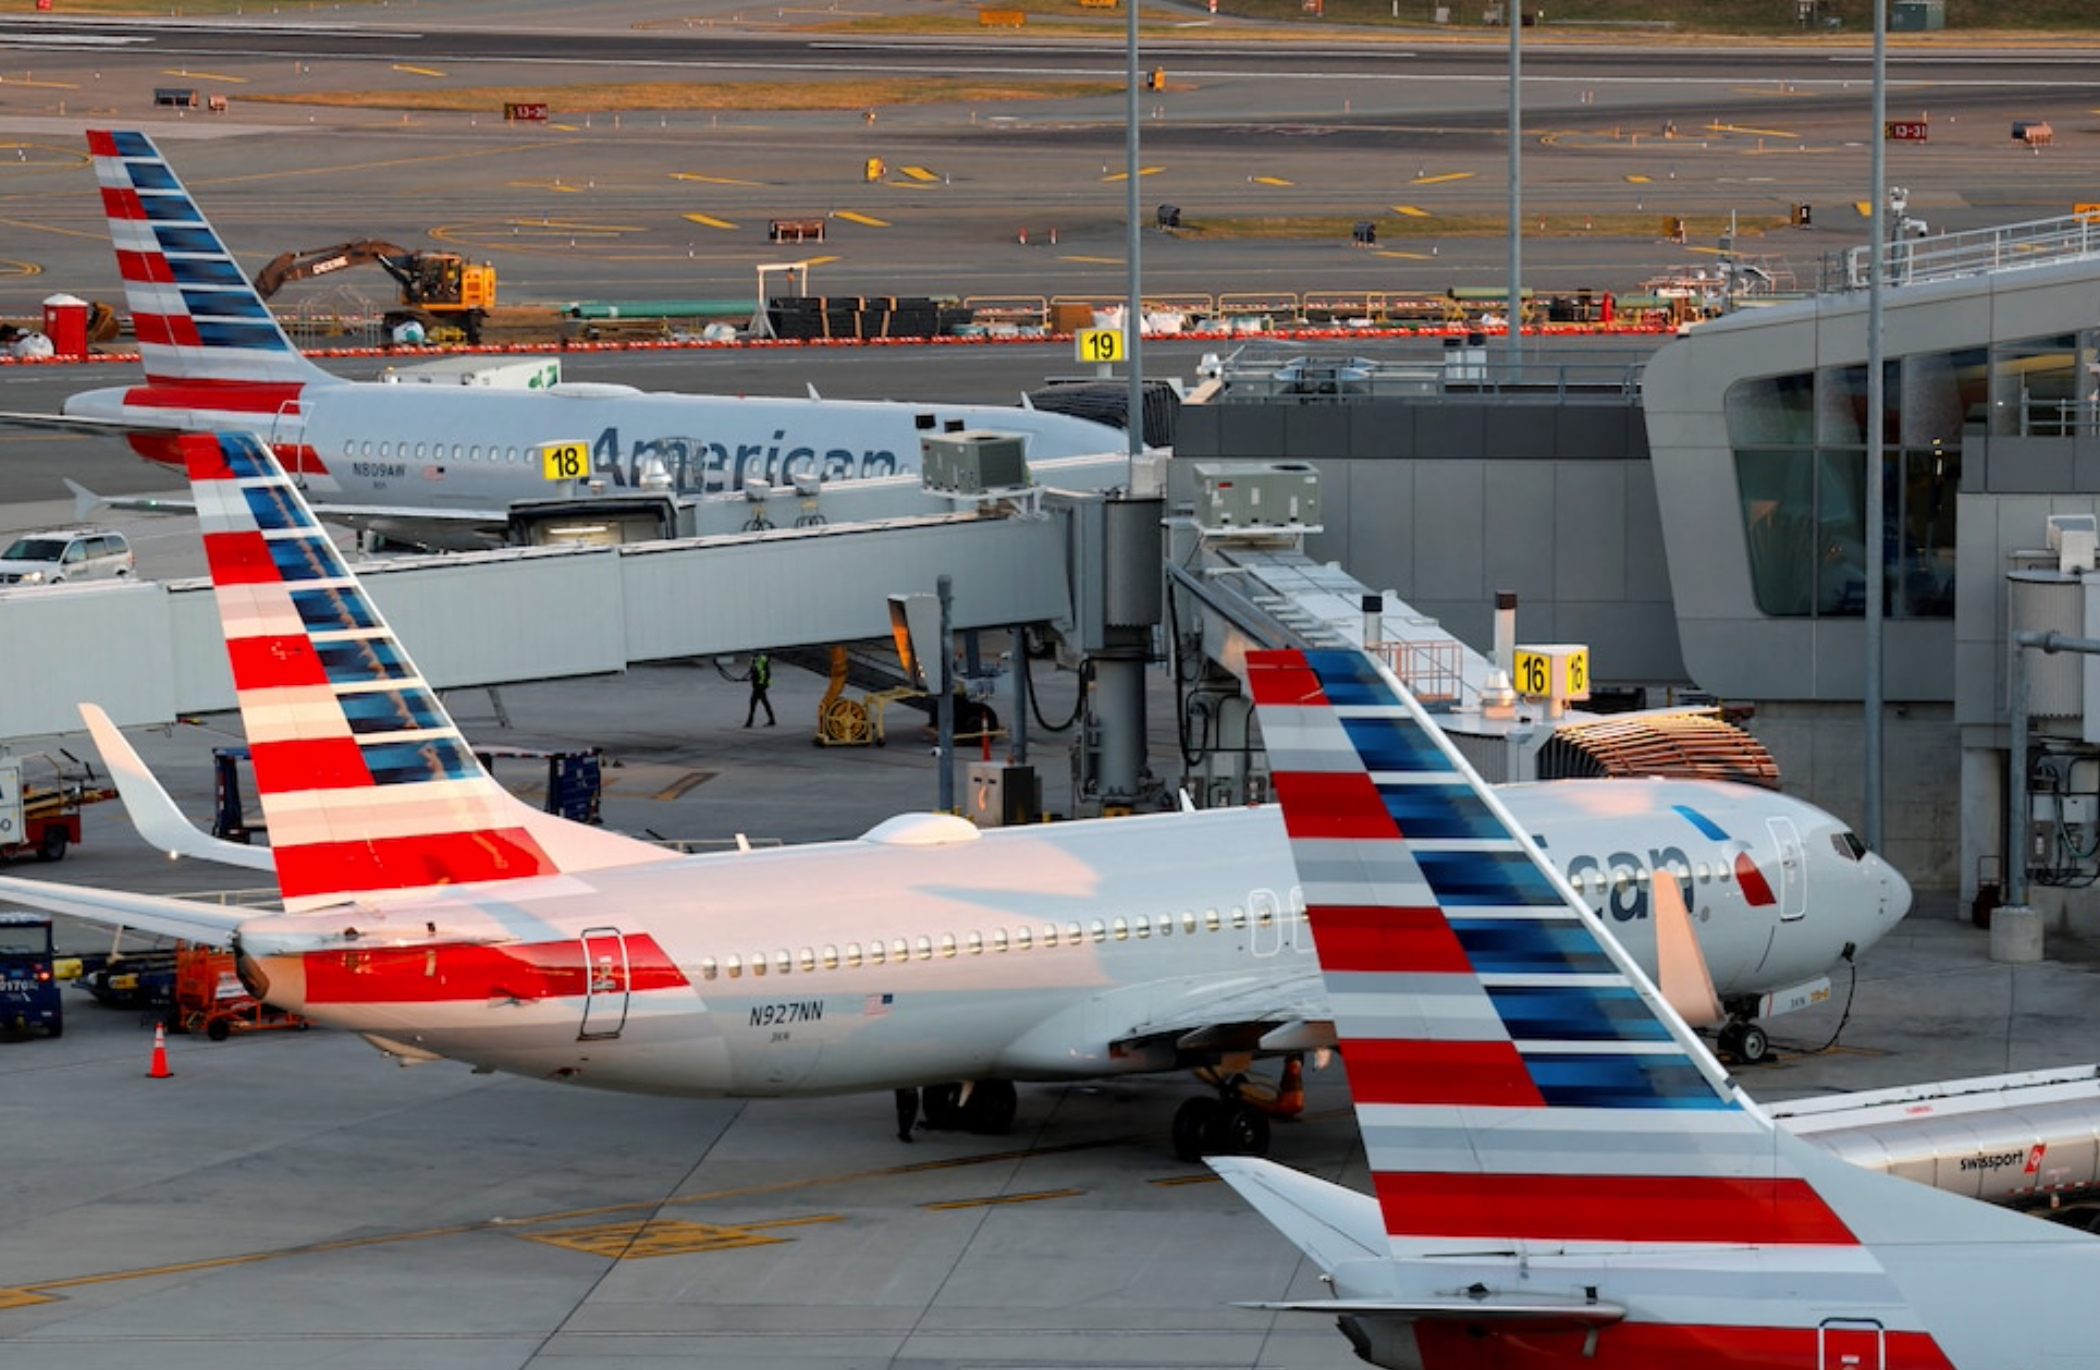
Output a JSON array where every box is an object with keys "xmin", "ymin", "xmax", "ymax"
[
  {"xmin": 1250, "ymin": 889, "xmax": 1284, "ymax": 957},
  {"xmin": 1766, "ymin": 816, "xmax": 1809, "ymax": 922},
  {"xmin": 578, "ymin": 927, "xmax": 631, "ymax": 1040},
  {"xmin": 1819, "ymin": 1318, "xmax": 1884, "ymax": 1370}
]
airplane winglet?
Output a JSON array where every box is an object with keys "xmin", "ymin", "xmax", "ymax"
[
  {"xmin": 64, "ymin": 478, "xmax": 107, "ymax": 523},
  {"xmin": 79, "ymin": 703, "xmax": 277, "ymax": 872},
  {"xmin": 1652, "ymin": 868, "xmax": 1725, "ymax": 1027}
]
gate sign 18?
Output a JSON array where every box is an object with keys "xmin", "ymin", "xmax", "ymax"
[{"xmin": 542, "ymin": 442, "xmax": 590, "ymax": 482}]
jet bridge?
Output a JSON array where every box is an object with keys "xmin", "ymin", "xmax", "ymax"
[{"xmin": 1161, "ymin": 461, "xmax": 1780, "ymax": 808}]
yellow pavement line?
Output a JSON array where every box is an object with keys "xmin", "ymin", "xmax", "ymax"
[
  {"xmin": 1625, "ymin": 174, "xmax": 1652, "ymax": 184},
  {"xmin": 1390, "ymin": 205, "xmax": 1431, "ymax": 217},
  {"xmin": 1854, "ymin": 201, "xmax": 1874, "ymax": 217},
  {"xmin": 161, "ymin": 69, "xmax": 247, "ymax": 84},
  {"xmin": 832, "ymin": 210, "xmax": 890, "ymax": 228},
  {"xmin": 671, "ymin": 172, "xmax": 768, "ymax": 187},
  {"xmin": 1706, "ymin": 122, "xmax": 1799, "ymax": 139},
  {"xmin": 1412, "ymin": 171, "xmax": 1474, "ymax": 185},
  {"xmin": 1376, "ymin": 250, "xmax": 1437, "ymax": 260},
  {"xmin": 1061, "ymin": 255, "xmax": 1124, "ymax": 265},
  {"xmin": 924, "ymin": 1188, "xmax": 1084, "ymax": 1211},
  {"xmin": 1102, "ymin": 167, "xmax": 1164, "ymax": 181},
  {"xmin": 0, "ymin": 77, "xmax": 79, "ymax": 89},
  {"xmin": 682, "ymin": 213, "xmax": 738, "ymax": 231},
  {"xmin": 899, "ymin": 166, "xmax": 941, "ymax": 182},
  {"xmin": 1252, "ymin": 176, "xmax": 1294, "ymax": 187},
  {"xmin": 393, "ymin": 64, "xmax": 448, "ymax": 78}
]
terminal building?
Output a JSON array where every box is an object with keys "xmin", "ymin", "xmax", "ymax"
[{"xmin": 1176, "ymin": 214, "xmax": 2100, "ymax": 920}]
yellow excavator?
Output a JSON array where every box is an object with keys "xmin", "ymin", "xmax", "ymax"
[{"xmin": 250, "ymin": 240, "xmax": 497, "ymax": 344}]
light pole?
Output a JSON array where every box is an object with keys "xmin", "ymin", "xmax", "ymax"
[{"xmin": 1863, "ymin": 0, "xmax": 1888, "ymax": 854}]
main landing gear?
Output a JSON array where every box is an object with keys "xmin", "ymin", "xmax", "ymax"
[
  {"xmin": 1170, "ymin": 1056, "xmax": 1307, "ymax": 1162},
  {"xmin": 1717, "ymin": 1016, "xmax": 1771, "ymax": 1065}
]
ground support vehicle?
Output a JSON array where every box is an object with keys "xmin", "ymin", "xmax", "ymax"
[{"xmin": 0, "ymin": 912, "xmax": 61, "ymax": 1038}]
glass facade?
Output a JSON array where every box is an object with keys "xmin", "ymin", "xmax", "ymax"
[{"xmin": 1726, "ymin": 342, "xmax": 1997, "ymax": 619}]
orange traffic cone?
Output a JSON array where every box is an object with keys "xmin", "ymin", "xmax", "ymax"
[
  {"xmin": 147, "ymin": 1022, "xmax": 172, "ymax": 1079},
  {"xmin": 1273, "ymin": 1056, "xmax": 1306, "ymax": 1119}
]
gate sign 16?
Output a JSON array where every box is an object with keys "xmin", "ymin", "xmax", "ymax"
[{"xmin": 1512, "ymin": 645, "xmax": 1592, "ymax": 704}]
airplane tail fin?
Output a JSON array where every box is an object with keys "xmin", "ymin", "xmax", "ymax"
[
  {"xmin": 1230, "ymin": 646, "xmax": 2089, "ymax": 1365},
  {"xmin": 181, "ymin": 430, "xmax": 672, "ymax": 912},
  {"xmin": 87, "ymin": 130, "xmax": 331, "ymax": 390},
  {"xmin": 1245, "ymin": 647, "xmax": 1812, "ymax": 1251}
]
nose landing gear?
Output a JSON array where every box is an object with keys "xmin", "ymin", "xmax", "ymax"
[{"xmin": 1717, "ymin": 1018, "xmax": 1771, "ymax": 1065}]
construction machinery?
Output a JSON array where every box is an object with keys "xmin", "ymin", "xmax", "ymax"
[{"xmin": 251, "ymin": 240, "xmax": 497, "ymax": 343}]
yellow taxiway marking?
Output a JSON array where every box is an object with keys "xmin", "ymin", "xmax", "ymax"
[
  {"xmin": 832, "ymin": 210, "xmax": 890, "ymax": 228},
  {"xmin": 1855, "ymin": 200, "xmax": 1874, "ymax": 217},
  {"xmin": 1625, "ymin": 174, "xmax": 1652, "ymax": 184},
  {"xmin": 1149, "ymin": 1174, "xmax": 1222, "ymax": 1188},
  {"xmin": 925, "ymin": 1188, "xmax": 1084, "ymax": 1211},
  {"xmin": 1102, "ymin": 167, "xmax": 1164, "ymax": 181},
  {"xmin": 0, "ymin": 76, "xmax": 79, "ymax": 89},
  {"xmin": 161, "ymin": 69, "xmax": 247, "ymax": 84},
  {"xmin": 899, "ymin": 165, "xmax": 942, "ymax": 182},
  {"xmin": 1252, "ymin": 176, "xmax": 1294, "ymax": 187},
  {"xmin": 0, "ymin": 1115, "xmax": 1353, "ymax": 1306},
  {"xmin": 1060, "ymin": 254, "xmax": 1124, "ymax": 265},
  {"xmin": 1390, "ymin": 205, "xmax": 1431, "ymax": 217},
  {"xmin": 0, "ymin": 1289, "xmax": 54, "ymax": 1309},
  {"xmin": 1683, "ymin": 245, "xmax": 1728, "ymax": 256},
  {"xmin": 1376, "ymin": 250, "xmax": 1437, "ymax": 260},
  {"xmin": 681, "ymin": 213, "xmax": 738, "ymax": 230},
  {"xmin": 507, "ymin": 180, "xmax": 585, "ymax": 193},
  {"xmin": 1412, "ymin": 171, "xmax": 1474, "ymax": 185},
  {"xmin": 526, "ymin": 1215, "xmax": 842, "ymax": 1259},
  {"xmin": 392, "ymin": 64, "xmax": 448, "ymax": 78},
  {"xmin": 1706, "ymin": 121, "xmax": 1799, "ymax": 139},
  {"xmin": 671, "ymin": 172, "xmax": 768, "ymax": 187},
  {"xmin": 0, "ymin": 256, "xmax": 41, "ymax": 278}
]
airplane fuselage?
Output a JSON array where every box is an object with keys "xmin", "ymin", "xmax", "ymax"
[
  {"xmin": 231, "ymin": 785, "xmax": 1906, "ymax": 1097},
  {"xmin": 65, "ymin": 376, "xmax": 1127, "ymax": 505}
]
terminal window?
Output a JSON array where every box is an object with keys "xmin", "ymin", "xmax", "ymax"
[{"xmin": 1727, "ymin": 348, "xmax": 1979, "ymax": 620}]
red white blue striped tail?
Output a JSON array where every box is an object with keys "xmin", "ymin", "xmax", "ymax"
[
  {"xmin": 88, "ymin": 129, "xmax": 329, "ymax": 392},
  {"xmin": 1245, "ymin": 648, "xmax": 1855, "ymax": 1249},
  {"xmin": 184, "ymin": 431, "xmax": 670, "ymax": 911}
]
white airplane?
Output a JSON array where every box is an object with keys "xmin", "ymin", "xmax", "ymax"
[
  {"xmin": 1214, "ymin": 646, "xmax": 2094, "ymax": 1370},
  {"xmin": 13, "ymin": 130, "xmax": 1127, "ymax": 548},
  {"xmin": 0, "ymin": 431, "xmax": 1908, "ymax": 1159}
]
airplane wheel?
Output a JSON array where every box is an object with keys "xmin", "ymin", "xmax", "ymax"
[
  {"xmin": 921, "ymin": 1082, "xmax": 965, "ymax": 1130},
  {"xmin": 1207, "ymin": 1100, "xmax": 1272, "ymax": 1157},
  {"xmin": 1737, "ymin": 1023, "xmax": 1770, "ymax": 1065},
  {"xmin": 1172, "ymin": 1097, "xmax": 1222, "ymax": 1162},
  {"xmin": 961, "ymin": 1080, "xmax": 1018, "ymax": 1134}
]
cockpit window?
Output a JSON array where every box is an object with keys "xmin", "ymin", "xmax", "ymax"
[{"xmin": 1831, "ymin": 831, "xmax": 1867, "ymax": 861}]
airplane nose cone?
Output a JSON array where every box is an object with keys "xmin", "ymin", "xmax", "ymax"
[{"xmin": 1882, "ymin": 858, "xmax": 1914, "ymax": 924}]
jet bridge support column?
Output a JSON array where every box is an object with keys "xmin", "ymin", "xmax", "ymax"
[{"xmin": 1073, "ymin": 495, "xmax": 1165, "ymax": 816}]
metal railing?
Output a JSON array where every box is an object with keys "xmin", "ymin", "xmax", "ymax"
[
  {"xmin": 1820, "ymin": 213, "xmax": 2100, "ymax": 294},
  {"xmin": 1209, "ymin": 339, "xmax": 1653, "ymax": 402}
]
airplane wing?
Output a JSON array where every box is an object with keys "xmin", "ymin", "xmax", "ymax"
[
  {"xmin": 0, "ymin": 874, "xmax": 254, "ymax": 945},
  {"xmin": 60, "ymin": 477, "xmax": 507, "ymax": 552},
  {"xmin": 79, "ymin": 704, "xmax": 277, "ymax": 872}
]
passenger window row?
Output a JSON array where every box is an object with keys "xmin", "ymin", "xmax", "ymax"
[
  {"xmin": 696, "ymin": 903, "xmax": 1279, "ymax": 981},
  {"xmin": 349, "ymin": 439, "xmax": 534, "ymax": 465}
]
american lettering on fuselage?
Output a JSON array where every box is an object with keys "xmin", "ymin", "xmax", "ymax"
[{"xmin": 590, "ymin": 425, "xmax": 904, "ymax": 494}]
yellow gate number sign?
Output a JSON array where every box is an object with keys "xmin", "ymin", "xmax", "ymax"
[
  {"xmin": 542, "ymin": 442, "xmax": 590, "ymax": 482},
  {"xmin": 1512, "ymin": 646, "xmax": 1591, "ymax": 703},
  {"xmin": 1075, "ymin": 328, "xmax": 1125, "ymax": 364}
]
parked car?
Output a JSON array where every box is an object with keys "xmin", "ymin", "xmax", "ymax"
[{"xmin": 0, "ymin": 529, "xmax": 134, "ymax": 585}]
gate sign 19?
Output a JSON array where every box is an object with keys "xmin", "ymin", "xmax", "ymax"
[{"xmin": 1075, "ymin": 328, "xmax": 1125, "ymax": 363}]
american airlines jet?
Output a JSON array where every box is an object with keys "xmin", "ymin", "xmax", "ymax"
[
  {"xmin": 1215, "ymin": 646, "xmax": 2093, "ymax": 1370},
  {"xmin": 19, "ymin": 130, "xmax": 1126, "ymax": 547},
  {"xmin": 0, "ymin": 431, "xmax": 1909, "ymax": 1158}
]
